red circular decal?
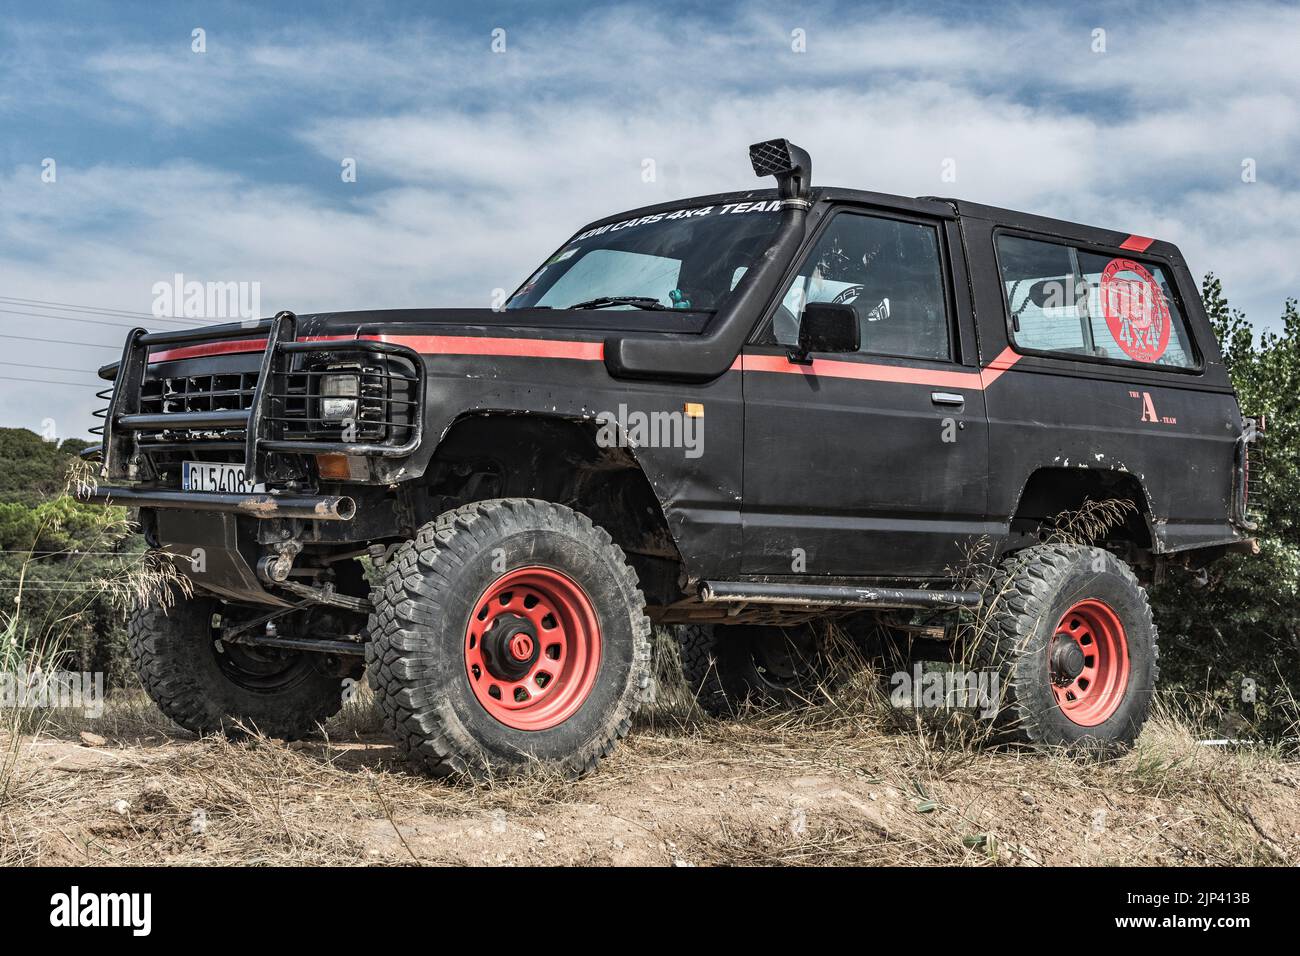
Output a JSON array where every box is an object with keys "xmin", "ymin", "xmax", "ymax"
[{"xmin": 1100, "ymin": 258, "xmax": 1171, "ymax": 363}]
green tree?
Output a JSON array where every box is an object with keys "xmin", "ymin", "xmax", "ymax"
[
  {"xmin": 0, "ymin": 429, "xmax": 137, "ymax": 687},
  {"xmin": 1149, "ymin": 277, "xmax": 1300, "ymax": 735}
]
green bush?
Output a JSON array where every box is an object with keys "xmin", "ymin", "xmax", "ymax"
[
  {"xmin": 0, "ymin": 429, "xmax": 137, "ymax": 688},
  {"xmin": 1148, "ymin": 277, "xmax": 1300, "ymax": 737}
]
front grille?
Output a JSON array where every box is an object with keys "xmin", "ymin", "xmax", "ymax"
[
  {"xmin": 105, "ymin": 352, "xmax": 419, "ymax": 470},
  {"xmin": 141, "ymin": 372, "xmax": 258, "ymax": 417},
  {"xmin": 95, "ymin": 316, "xmax": 423, "ymax": 483},
  {"xmin": 133, "ymin": 370, "xmax": 257, "ymax": 463}
]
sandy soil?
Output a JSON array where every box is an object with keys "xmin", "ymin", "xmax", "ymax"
[{"xmin": 3, "ymin": 695, "xmax": 1297, "ymax": 867}]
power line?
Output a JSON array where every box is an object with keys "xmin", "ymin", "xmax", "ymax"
[
  {"xmin": 0, "ymin": 305, "xmax": 228, "ymax": 332},
  {"xmin": 0, "ymin": 295, "xmax": 241, "ymax": 327},
  {"xmin": 0, "ymin": 375, "xmax": 99, "ymax": 387},
  {"xmin": 0, "ymin": 551, "xmax": 141, "ymax": 556},
  {"xmin": 0, "ymin": 307, "xmax": 155, "ymax": 332},
  {"xmin": 0, "ymin": 333, "xmax": 119, "ymax": 350},
  {"xmin": 0, "ymin": 294, "xmax": 226, "ymax": 325},
  {"xmin": 0, "ymin": 361, "xmax": 102, "ymax": 375},
  {"xmin": 0, "ymin": 587, "xmax": 125, "ymax": 592},
  {"xmin": 0, "ymin": 294, "xmax": 156, "ymax": 319}
]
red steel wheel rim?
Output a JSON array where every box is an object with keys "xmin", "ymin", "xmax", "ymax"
[
  {"xmin": 464, "ymin": 566, "xmax": 601, "ymax": 731},
  {"xmin": 1049, "ymin": 599, "xmax": 1130, "ymax": 726}
]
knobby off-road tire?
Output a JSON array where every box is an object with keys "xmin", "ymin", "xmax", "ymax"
[
  {"xmin": 976, "ymin": 544, "xmax": 1158, "ymax": 753},
  {"xmin": 366, "ymin": 498, "xmax": 652, "ymax": 779},
  {"xmin": 677, "ymin": 622, "xmax": 829, "ymax": 716},
  {"xmin": 128, "ymin": 594, "xmax": 349, "ymax": 740}
]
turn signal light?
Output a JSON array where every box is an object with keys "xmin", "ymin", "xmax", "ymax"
[{"xmin": 315, "ymin": 454, "xmax": 369, "ymax": 481}]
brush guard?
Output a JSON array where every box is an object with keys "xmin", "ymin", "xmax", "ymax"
[{"xmin": 93, "ymin": 310, "xmax": 423, "ymax": 491}]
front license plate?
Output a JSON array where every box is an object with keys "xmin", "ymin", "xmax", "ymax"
[{"xmin": 182, "ymin": 461, "xmax": 266, "ymax": 494}]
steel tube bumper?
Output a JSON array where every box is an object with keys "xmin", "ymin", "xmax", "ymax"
[{"xmin": 79, "ymin": 486, "xmax": 356, "ymax": 521}]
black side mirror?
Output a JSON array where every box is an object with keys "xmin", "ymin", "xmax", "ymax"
[{"xmin": 793, "ymin": 302, "xmax": 859, "ymax": 361}]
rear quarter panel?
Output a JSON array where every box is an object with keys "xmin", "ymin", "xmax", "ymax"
[{"xmin": 958, "ymin": 212, "xmax": 1246, "ymax": 554}]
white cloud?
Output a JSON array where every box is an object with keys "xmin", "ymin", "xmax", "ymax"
[{"xmin": 3, "ymin": 1, "xmax": 1299, "ymax": 438}]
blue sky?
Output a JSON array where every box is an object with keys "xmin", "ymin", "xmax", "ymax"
[{"xmin": 2, "ymin": 0, "xmax": 1299, "ymax": 438}]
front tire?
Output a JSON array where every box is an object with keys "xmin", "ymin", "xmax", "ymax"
[
  {"xmin": 128, "ymin": 595, "xmax": 351, "ymax": 739},
  {"xmin": 976, "ymin": 544, "xmax": 1159, "ymax": 752},
  {"xmin": 366, "ymin": 499, "xmax": 652, "ymax": 778}
]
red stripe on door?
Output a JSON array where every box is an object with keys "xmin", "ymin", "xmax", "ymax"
[
  {"xmin": 1118, "ymin": 234, "xmax": 1154, "ymax": 252},
  {"xmin": 741, "ymin": 346, "xmax": 1021, "ymax": 391},
  {"xmin": 978, "ymin": 346, "xmax": 1021, "ymax": 387},
  {"xmin": 740, "ymin": 353, "xmax": 987, "ymax": 389}
]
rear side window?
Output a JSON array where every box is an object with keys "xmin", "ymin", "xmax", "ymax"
[{"xmin": 996, "ymin": 234, "xmax": 1197, "ymax": 370}]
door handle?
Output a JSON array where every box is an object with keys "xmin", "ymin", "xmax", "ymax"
[{"xmin": 931, "ymin": 391, "xmax": 965, "ymax": 406}]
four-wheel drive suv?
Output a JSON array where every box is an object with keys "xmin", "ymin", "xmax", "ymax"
[{"xmin": 83, "ymin": 139, "xmax": 1258, "ymax": 777}]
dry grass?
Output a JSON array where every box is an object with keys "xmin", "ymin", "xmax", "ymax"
[
  {"xmin": 2, "ymin": 655, "xmax": 1295, "ymax": 867},
  {"xmin": 3, "ymin": 493, "xmax": 1294, "ymax": 866},
  {"xmin": 0, "ymin": 461, "xmax": 191, "ymax": 809}
]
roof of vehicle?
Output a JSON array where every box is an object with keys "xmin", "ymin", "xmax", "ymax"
[{"xmin": 581, "ymin": 186, "xmax": 1180, "ymax": 262}]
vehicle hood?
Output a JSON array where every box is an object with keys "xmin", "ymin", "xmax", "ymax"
[{"xmin": 297, "ymin": 307, "xmax": 711, "ymax": 339}]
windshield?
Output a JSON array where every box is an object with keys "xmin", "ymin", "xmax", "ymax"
[{"xmin": 506, "ymin": 199, "xmax": 785, "ymax": 312}]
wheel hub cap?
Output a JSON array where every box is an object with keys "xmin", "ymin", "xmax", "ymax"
[
  {"xmin": 464, "ymin": 566, "xmax": 602, "ymax": 731},
  {"xmin": 480, "ymin": 614, "xmax": 539, "ymax": 682},
  {"xmin": 1049, "ymin": 599, "xmax": 1131, "ymax": 727},
  {"xmin": 1050, "ymin": 634, "xmax": 1086, "ymax": 683}
]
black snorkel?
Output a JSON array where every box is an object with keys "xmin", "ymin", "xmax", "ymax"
[{"xmin": 603, "ymin": 138, "xmax": 813, "ymax": 382}]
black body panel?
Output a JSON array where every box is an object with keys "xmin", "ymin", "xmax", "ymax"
[
  {"xmin": 955, "ymin": 209, "xmax": 1244, "ymax": 554},
  {"xmin": 86, "ymin": 183, "xmax": 1252, "ymax": 609}
]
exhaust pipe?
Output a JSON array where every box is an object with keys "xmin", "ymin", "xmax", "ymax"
[{"xmin": 79, "ymin": 486, "xmax": 357, "ymax": 521}]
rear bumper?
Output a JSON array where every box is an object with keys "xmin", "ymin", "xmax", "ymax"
[{"xmin": 79, "ymin": 486, "xmax": 356, "ymax": 521}]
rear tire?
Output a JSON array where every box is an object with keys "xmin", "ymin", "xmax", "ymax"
[
  {"xmin": 128, "ymin": 595, "xmax": 350, "ymax": 740},
  {"xmin": 976, "ymin": 544, "xmax": 1158, "ymax": 753},
  {"xmin": 366, "ymin": 499, "xmax": 652, "ymax": 779},
  {"xmin": 677, "ymin": 622, "xmax": 828, "ymax": 716}
]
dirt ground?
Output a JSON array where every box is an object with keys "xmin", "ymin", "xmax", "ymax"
[{"xmin": 3, "ymin": 684, "xmax": 1297, "ymax": 866}]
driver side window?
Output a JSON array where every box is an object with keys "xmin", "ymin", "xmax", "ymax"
[{"xmin": 771, "ymin": 212, "xmax": 951, "ymax": 362}]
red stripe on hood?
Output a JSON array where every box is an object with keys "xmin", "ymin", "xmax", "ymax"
[
  {"xmin": 149, "ymin": 334, "xmax": 354, "ymax": 362},
  {"xmin": 151, "ymin": 334, "xmax": 605, "ymax": 363},
  {"xmin": 149, "ymin": 331, "xmax": 1022, "ymax": 391},
  {"xmin": 358, "ymin": 334, "xmax": 604, "ymax": 361}
]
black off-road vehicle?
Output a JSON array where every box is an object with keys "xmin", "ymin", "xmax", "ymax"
[{"xmin": 84, "ymin": 140, "xmax": 1257, "ymax": 776}]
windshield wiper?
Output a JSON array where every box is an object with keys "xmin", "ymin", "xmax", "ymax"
[{"xmin": 566, "ymin": 296, "xmax": 672, "ymax": 311}]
